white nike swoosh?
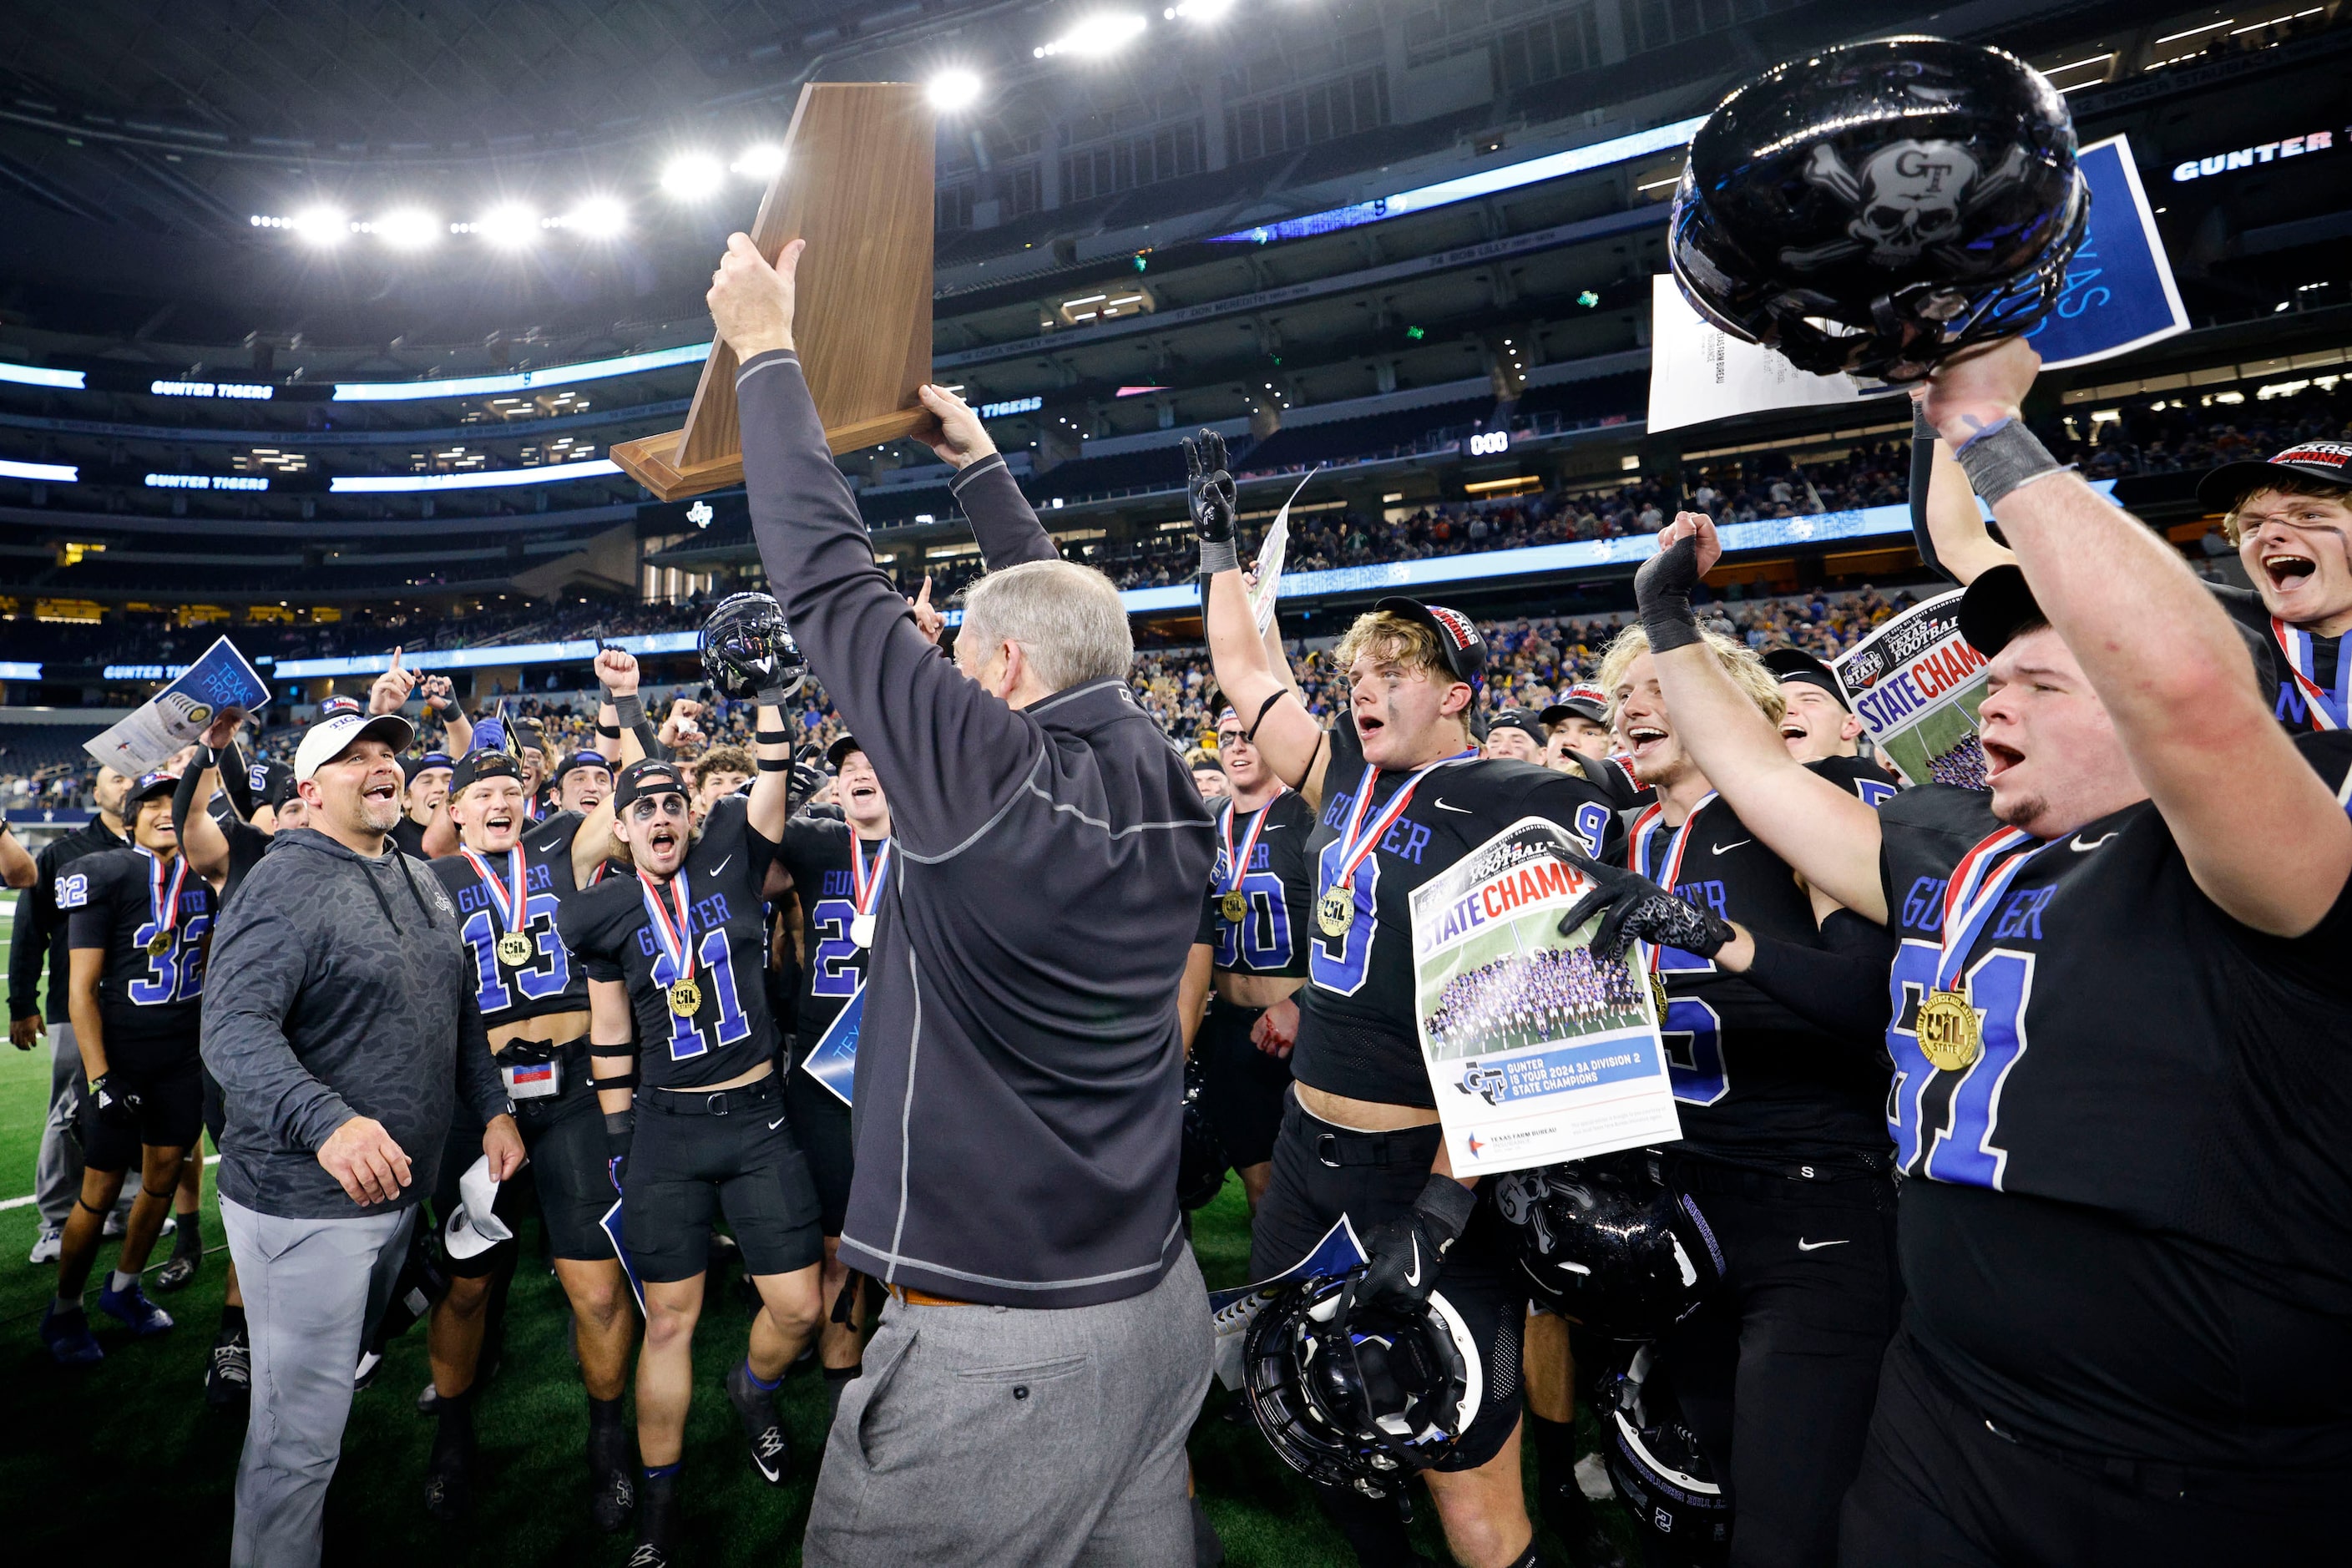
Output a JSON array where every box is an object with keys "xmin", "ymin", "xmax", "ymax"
[
  {"xmin": 1797, "ymin": 1238, "xmax": 1849, "ymax": 1252},
  {"xmin": 2070, "ymin": 833, "xmax": 2114, "ymax": 852},
  {"xmin": 1432, "ymin": 798, "xmax": 1473, "ymax": 814},
  {"xmin": 767, "ymin": 1115, "xmax": 788, "ymax": 1130},
  {"xmin": 710, "ymin": 854, "xmax": 732, "ymax": 874},
  {"xmin": 533, "ymin": 838, "xmax": 564, "ymax": 854},
  {"xmin": 1403, "ymin": 1237, "xmax": 1424, "ymax": 1287},
  {"xmin": 1710, "ymin": 839, "xmax": 1751, "ymax": 855}
]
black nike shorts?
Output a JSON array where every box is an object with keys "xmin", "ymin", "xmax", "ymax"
[
  {"xmin": 625, "ymin": 1073, "xmax": 824, "ymax": 1284},
  {"xmin": 1251, "ymin": 1090, "xmax": 1525, "ymax": 1473},
  {"xmin": 1198, "ymin": 995, "xmax": 1294, "ymax": 1169},
  {"xmin": 79, "ymin": 1051, "xmax": 203, "ymax": 1174},
  {"xmin": 784, "ymin": 1052, "xmax": 854, "ymax": 1237}
]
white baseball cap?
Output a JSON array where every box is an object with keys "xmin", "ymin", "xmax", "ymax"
[{"xmin": 293, "ymin": 711, "xmax": 416, "ymax": 783}]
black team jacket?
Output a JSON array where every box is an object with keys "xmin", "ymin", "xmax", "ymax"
[{"xmin": 738, "ymin": 349, "xmax": 1216, "ymax": 1308}]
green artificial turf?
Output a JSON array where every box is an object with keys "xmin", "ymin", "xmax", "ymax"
[{"xmin": 0, "ymin": 1027, "xmax": 1637, "ymax": 1564}]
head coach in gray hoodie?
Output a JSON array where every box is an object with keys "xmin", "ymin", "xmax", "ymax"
[{"xmin": 200, "ymin": 708, "xmax": 520, "ymax": 1568}]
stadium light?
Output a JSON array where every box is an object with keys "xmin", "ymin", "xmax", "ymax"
[
  {"xmin": 561, "ymin": 196, "xmax": 629, "ymax": 237},
  {"xmin": 927, "ymin": 68, "xmax": 984, "ymax": 112},
  {"xmin": 731, "ymin": 144, "xmax": 786, "ymax": 180},
  {"xmin": 1163, "ymin": 0, "xmax": 1233, "ymax": 21},
  {"xmin": 1034, "ymin": 13, "xmax": 1148, "ymax": 58},
  {"xmin": 291, "ymin": 205, "xmax": 348, "ymax": 245},
  {"xmin": 367, "ymin": 207, "xmax": 443, "ymax": 249},
  {"xmin": 660, "ymin": 154, "xmax": 726, "ymax": 199},
  {"xmin": 474, "ymin": 204, "xmax": 540, "ymax": 249}
]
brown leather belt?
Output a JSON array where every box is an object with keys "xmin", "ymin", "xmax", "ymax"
[{"xmin": 884, "ymin": 1282, "xmax": 974, "ymax": 1308}]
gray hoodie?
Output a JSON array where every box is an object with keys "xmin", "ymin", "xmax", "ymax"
[{"xmin": 200, "ymin": 827, "xmax": 509, "ymax": 1221}]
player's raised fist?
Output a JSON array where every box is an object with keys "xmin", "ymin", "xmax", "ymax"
[{"xmin": 594, "ymin": 645, "xmax": 640, "ymax": 697}]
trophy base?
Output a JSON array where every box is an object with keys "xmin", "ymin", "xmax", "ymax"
[{"xmin": 612, "ymin": 405, "xmax": 940, "ymax": 503}]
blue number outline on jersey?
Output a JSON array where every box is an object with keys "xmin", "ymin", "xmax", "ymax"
[
  {"xmin": 1308, "ymin": 843, "xmax": 1379, "ymax": 996},
  {"xmin": 1215, "ymin": 870, "xmax": 1295, "ymax": 971},
  {"xmin": 56, "ymin": 873, "xmax": 88, "ymax": 908},
  {"xmin": 1854, "ymin": 779, "xmax": 1897, "ymax": 811},
  {"xmin": 460, "ymin": 893, "xmax": 571, "ymax": 1014},
  {"xmin": 1661, "ymin": 995, "xmax": 1727, "ymax": 1106},
  {"xmin": 655, "ymin": 927, "xmax": 753, "ymax": 1062},
  {"xmin": 1571, "ymin": 801, "xmax": 1611, "ymax": 861},
  {"xmin": 1884, "ymin": 938, "xmax": 2034, "ymax": 1189},
  {"xmin": 807, "ymin": 897, "xmax": 862, "ymax": 998},
  {"xmin": 128, "ymin": 913, "xmax": 210, "ymax": 1004}
]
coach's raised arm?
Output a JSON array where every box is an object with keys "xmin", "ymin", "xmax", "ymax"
[{"xmin": 706, "ymin": 232, "xmax": 1220, "ymax": 1567}]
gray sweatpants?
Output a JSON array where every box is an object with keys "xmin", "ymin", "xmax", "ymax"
[
  {"xmin": 35, "ymin": 1022, "xmax": 128, "ymax": 1228},
  {"xmin": 803, "ymin": 1245, "xmax": 1212, "ymax": 1568},
  {"xmin": 220, "ymin": 1196, "xmax": 416, "ymax": 1568}
]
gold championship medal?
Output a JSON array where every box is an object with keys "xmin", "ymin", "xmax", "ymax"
[
  {"xmin": 1221, "ymin": 889, "xmax": 1247, "ymax": 925},
  {"xmin": 147, "ymin": 930, "xmax": 175, "ymax": 957},
  {"xmin": 1915, "ymin": 989, "xmax": 1982, "ymax": 1072},
  {"xmin": 1318, "ymin": 887, "xmax": 1354, "ymax": 938},
  {"xmin": 1648, "ymin": 969, "xmax": 1671, "ymax": 1024},
  {"xmin": 496, "ymin": 932, "xmax": 534, "ymax": 968},
  {"xmin": 667, "ymin": 978, "xmax": 703, "ymax": 1017}
]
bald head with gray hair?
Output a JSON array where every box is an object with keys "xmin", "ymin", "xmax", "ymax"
[{"xmin": 955, "ymin": 558, "xmax": 1134, "ymax": 697}]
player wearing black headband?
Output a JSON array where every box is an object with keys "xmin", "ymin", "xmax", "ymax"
[
  {"xmin": 1191, "ymin": 425, "xmax": 1623, "ymax": 1568},
  {"xmin": 395, "ymin": 751, "xmax": 455, "ymax": 859},
  {"xmin": 1763, "ymin": 647, "xmax": 1870, "ymax": 764},
  {"xmin": 1639, "ymin": 339, "xmax": 2352, "ymax": 1564},
  {"xmin": 554, "ymin": 748, "xmax": 615, "ymax": 814},
  {"xmin": 771, "ymin": 733, "xmax": 892, "ymax": 1419},
  {"xmin": 41, "ymin": 770, "xmax": 215, "ymax": 1366},
  {"xmin": 558, "ymin": 684, "xmax": 817, "ymax": 1568},
  {"xmin": 415, "ymin": 646, "xmax": 641, "ymax": 1526}
]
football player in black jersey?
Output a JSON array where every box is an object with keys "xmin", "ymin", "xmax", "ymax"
[
  {"xmin": 1915, "ymin": 408, "xmax": 2352, "ymax": 736},
  {"xmin": 1580, "ymin": 625, "xmax": 1899, "ymax": 1568},
  {"xmin": 1636, "ymin": 336, "xmax": 2352, "ymax": 1565},
  {"xmin": 1190, "ymin": 706, "xmax": 1315, "ymax": 1211},
  {"xmin": 1481, "ymin": 707, "xmax": 1547, "ymax": 765},
  {"xmin": 559, "ymin": 716, "xmax": 822, "ymax": 1568},
  {"xmin": 1194, "ymin": 431, "xmax": 1625, "ymax": 1568},
  {"xmin": 417, "ymin": 655, "xmax": 637, "ymax": 1526},
  {"xmin": 554, "ymin": 748, "xmax": 615, "ymax": 814},
  {"xmin": 40, "ymin": 770, "xmax": 214, "ymax": 1365},
  {"xmin": 1761, "ymin": 647, "xmax": 1868, "ymax": 763},
  {"xmin": 772, "ymin": 733, "xmax": 891, "ymax": 1418},
  {"xmin": 1540, "ymin": 690, "xmax": 1614, "ymax": 768}
]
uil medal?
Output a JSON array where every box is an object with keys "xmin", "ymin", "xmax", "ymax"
[
  {"xmin": 850, "ymin": 914, "xmax": 878, "ymax": 949},
  {"xmin": 1915, "ymin": 989, "xmax": 1981, "ymax": 1072},
  {"xmin": 142, "ymin": 847, "xmax": 190, "ymax": 962},
  {"xmin": 847, "ymin": 837, "xmax": 891, "ymax": 954},
  {"xmin": 1216, "ymin": 793, "xmax": 1283, "ymax": 938},
  {"xmin": 147, "ymin": 930, "xmax": 175, "ymax": 958},
  {"xmin": 496, "ymin": 932, "xmax": 534, "ymax": 969},
  {"xmin": 1221, "ymin": 889, "xmax": 1247, "ymax": 926},
  {"xmin": 1317, "ymin": 887, "xmax": 1354, "ymax": 938},
  {"xmin": 667, "ymin": 979, "xmax": 703, "ymax": 1017},
  {"xmin": 1648, "ymin": 969, "xmax": 1671, "ymax": 1025}
]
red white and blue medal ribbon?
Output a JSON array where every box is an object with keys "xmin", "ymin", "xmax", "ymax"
[
  {"xmin": 1914, "ymin": 826, "xmax": 2056, "ymax": 1071},
  {"xmin": 1218, "ymin": 789, "xmax": 1284, "ymax": 923},
  {"xmin": 2272, "ymin": 616, "xmax": 2346, "ymax": 730},
  {"xmin": 1626, "ymin": 791, "xmax": 1719, "ymax": 983},
  {"xmin": 1316, "ymin": 750, "xmax": 1475, "ymax": 935},
  {"xmin": 640, "ymin": 868, "xmax": 700, "ymax": 1014},
  {"xmin": 460, "ymin": 845, "xmax": 533, "ymax": 965},
  {"xmin": 139, "ymin": 846, "xmax": 190, "ymax": 954},
  {"xmin": 848, "ymin": 836, "xmax": 891, "ymax": 948}
]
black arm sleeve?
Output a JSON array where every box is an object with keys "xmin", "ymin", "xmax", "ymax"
[
  {"xmin": 218, "ymin": 741, "xmax": 257, "ymax": 821},
  {"xmin": 1736, "ymin": 909, "xmax": 1899, "ymax": 1057},
  {"xmin": 946, "ymin": 453, "xmax": 1056, "ymax": 570},
  {"xmin": 172, "ymin": 763, "xmax": 206, "ymax": 841},
  {"xmin": 7, "ymin": 850, "xmax": 50, "ymax": 1020},
  {"xmin": 636, "ymin": 717, "xmax": 665, "ymax": 762}
]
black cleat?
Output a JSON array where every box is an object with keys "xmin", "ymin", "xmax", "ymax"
[
  {"xmin": 724, "ymin": 1360, "xmax": 792, "ymax": 1485},
  {"xmin": 1541, "ymin": 1474, "xmax": 1628, "ymax": 1568},
  {"xmin": 591, "ymin": 1462, "xmax": 636, "ymax": 1534},
  {"xmin": 625, "ymin": 1547, "xmax": 669, "ymax": 1568},
  {"xmin": 206, "ymin": 1328, "xmax": 251, "ymax": 1410},
  {"xmin": 422, "ymin": 1427, "xmax": 475, "ymax": 1522},
  {"xmin": 154, "ymin": 1248, "xmax": 201, "ymax": 1292},
  {"xmin": 631, "ymin": 1468, "xmax": 679, "ymax": 1567}
]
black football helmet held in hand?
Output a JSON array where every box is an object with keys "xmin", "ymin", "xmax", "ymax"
[
  {"xmin": 1669, "ymin": 37, "xmax": 2086, "ymax": 382},
  {"xmin": 1599, "ymin": 1345, "xmax": 1732, "ymax": 1565},
  {"xmin": 1493, "ymin": 1154, "xmax": 1724, "ymax": 1340},
  {"xmin": 1242, "ymin": 1274, "xmax": 1485, "ymax": 1498},
  {"xmin": 699, "ymin": 591, "xmax": 807, "ymax": 701},
  {"xmin": 1177, "ymin": 1055, "xmax": 1231, "ymax": 1211}
]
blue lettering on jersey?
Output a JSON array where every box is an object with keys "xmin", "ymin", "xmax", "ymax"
[
  {"xmin": 1672, "ymin": 878, "xmax": 1730, "ymax": 921},
  {"xmin": 1991, "ymin": 887, "xmax": 2054, "ymax": 941},
  {"xmin": 2278, "ymin": 685, "xmax": 2308, "ymax": 726},
  {"xmin": 821, "ymin": 869, "xmax": 852, "ymax": 896},
  {"xmin": 1899, "ymin": 876, "xmax": 1948, "ymax": 933},
  {"xmin": 1379, "ymin": 818, "xmax": 1432, "ymax": 864}
]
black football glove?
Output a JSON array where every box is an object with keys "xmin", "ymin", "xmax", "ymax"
[
  {"xmin": 89, "ymin": 1073, "xmax": 143, "ymax": 1129},
  {"xmin": 1558, "ymin": 857, "xmax": 1737, "ymax": 966},
  {"xmin": 604, "ymin": 1110, "xmax": 635, "ymax": 1195},
  {"xmin": 1348, "ymin": 1174, "xmax": 1479, "ymax": 1317},
  {"xmin": 1183, "ymin": 429, "xmax": 1239, "ymax": 574},
  {"xmin": 1633, "ymin": 530, "xmax": 1705, "ymax": 655}
]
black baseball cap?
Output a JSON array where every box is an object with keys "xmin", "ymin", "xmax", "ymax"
[
  {"xmin": 1487, "ymin": 707, "xmax": 1548, "ymax": 742},
  {"xmin": 553, "ymin": 750, "xmax": 612, "ymax": 783},
  {"xmin": 1373, "ymin": 597, "xmax": 1486, "ymax": 684},
  {"xmin": 510, "ymin": 717, "xmax": 548, "ymax": 755},
  {"xmin": 129, "ymin": 769, "xmax": 180, "ymax": 803},
  {"xmin": 1762, "ymin": 647, "xmax": 1848, "ymax": 710},
  {"xmin": 825, "ymin": 734, "xmax": 865, "ymax": 770},
  {"xmin": 1961, "ymin": 564, "xmax": 2279, "ymax": 692},
  {"xmin": 613, "ymin": 759, "xmax": 689, "ymax": 808},
  {"xmin": 402, "ymin": 751, "xmax": 454, "ymax": 782},
  {"xmin": 449, "ymin": 750, "xmax": 523, "ymax": 796},
  {"xmin": 1540, "ymin": 685, "xmax": 1609, "ymax": 727},
  {"xmin": 2195, "ymin": 440, "xmax": 2352, "ymax": 512}
]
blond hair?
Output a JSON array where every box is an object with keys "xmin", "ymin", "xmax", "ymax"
[
  {"xmin": 1596, "ymin": 625, "xmax": 1785, "ymax": 731},
  {"xmin": 2220, "ymin": 476, "xmax": 2352, "ymax": 544},
  {"xmin": 1332, "ymin": 609, "xmax": 1472, "ymax": 736}
]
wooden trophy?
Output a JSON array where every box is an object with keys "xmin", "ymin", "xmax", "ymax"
[{"xmin": 610, "ymin": 83, "xmax": 937, "ymax": 501}]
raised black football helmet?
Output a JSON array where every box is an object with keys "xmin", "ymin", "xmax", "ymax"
[
  {"xmin": 699, "ymin": 591, "xmax": 807, "ymax": 701},
  {"xmin": 1599, "ymin": 1345, "xmax": 1732, "ymax": 1565},
  {"xmin": 1493, "ymin": 1154, "xmax": 1724, "ymax": 1339},
  {"xmin": 1670, "ymin": 36, "xmax": 2086, "ymax": 382},
  {"xmin": 1241, "ymin": 1274, "xmax": 1485, "ymax": 1498},
  {"xmin": 1177, "ymin": 1055, "xmax": 1229, "ymax": 1211}
]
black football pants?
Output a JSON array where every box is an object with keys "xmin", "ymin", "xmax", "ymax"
[
  {"xmin": 1840, "ymin": 1328, "xmax": 2339, "ymax": 1566},
  {"xmin": 1658, "ymin": 1156, "xmax": 1900, "ymax": 1568}
]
